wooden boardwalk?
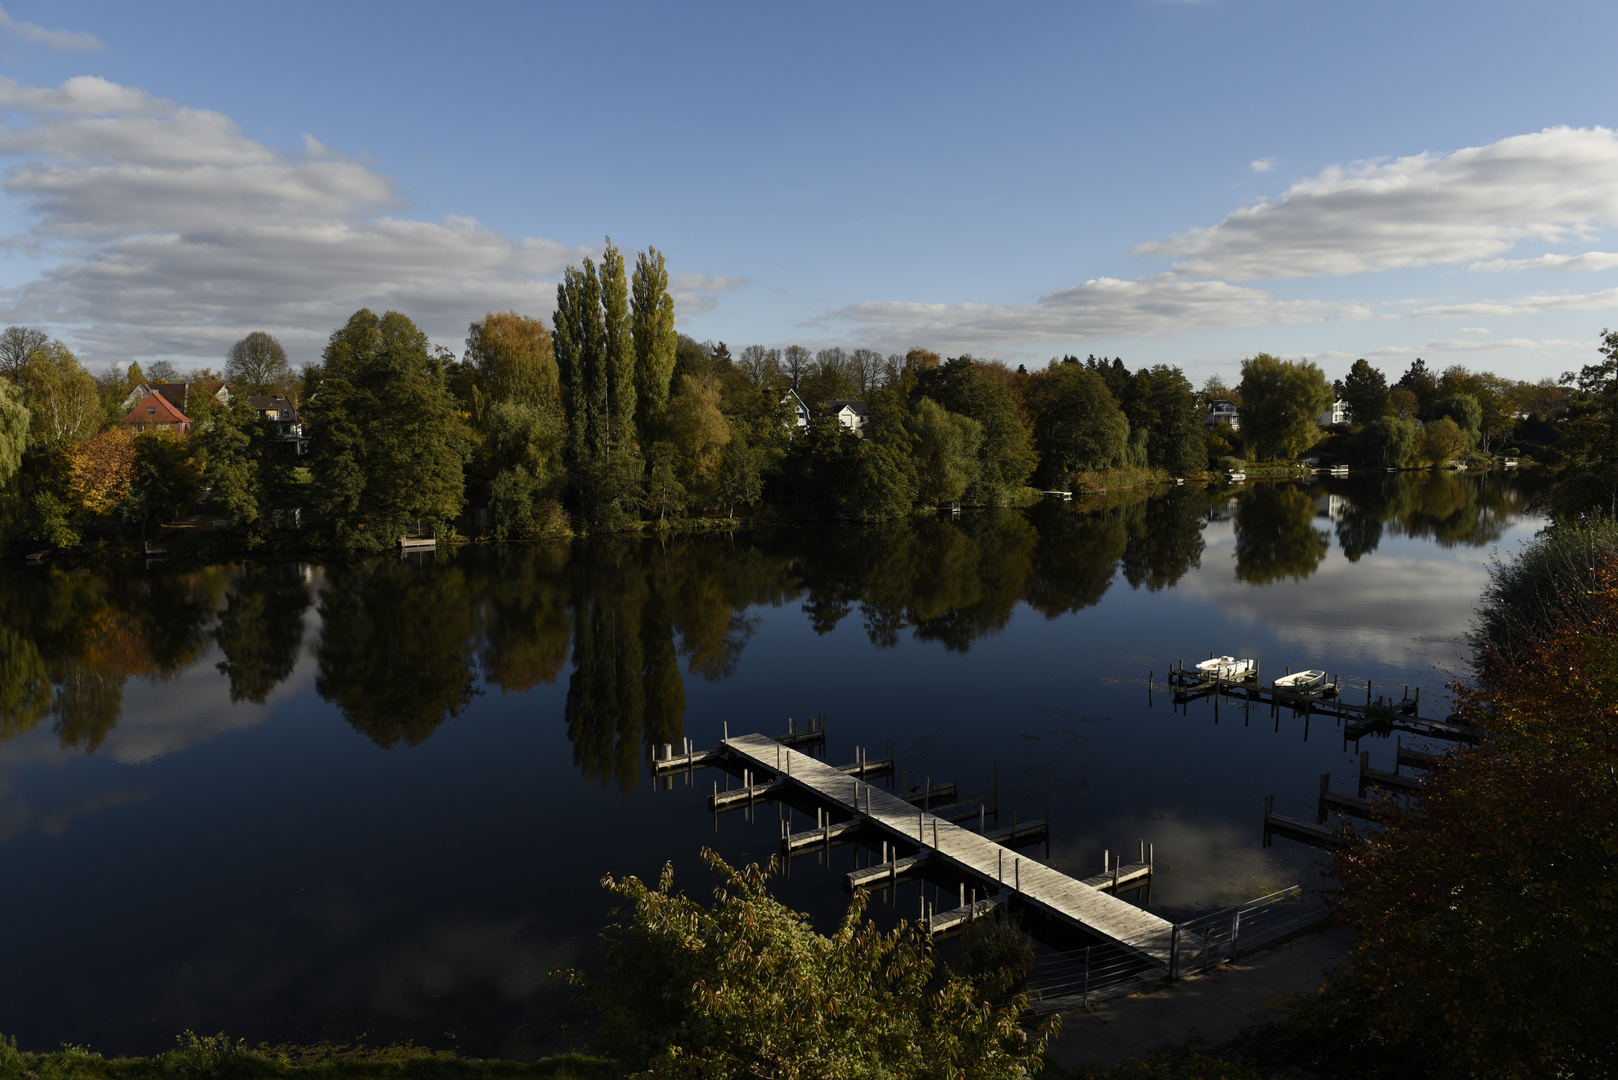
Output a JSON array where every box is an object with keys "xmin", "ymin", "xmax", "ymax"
[{"xmin": 724, "ymin": 733, "xmax": 1178, "ymax": 964}]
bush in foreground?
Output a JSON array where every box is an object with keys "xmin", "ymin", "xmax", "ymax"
[{"xmin": 559, "ymin": 849, "xmax": 1056, "ymax": 1079}]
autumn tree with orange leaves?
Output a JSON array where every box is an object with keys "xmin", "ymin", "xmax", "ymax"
[{"xmin": 1322, "ymin": 552, "xmax": 1618, "ymax": 1078}]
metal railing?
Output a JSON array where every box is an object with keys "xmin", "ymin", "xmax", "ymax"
[{"xmin": 1030, "ymin": 885, "xmax": 1322, "ymax": 1009}]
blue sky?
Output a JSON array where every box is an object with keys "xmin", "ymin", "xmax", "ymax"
[{"xmin": 1, "ymin": 0, "xmax": 1616, "ymax": 385}]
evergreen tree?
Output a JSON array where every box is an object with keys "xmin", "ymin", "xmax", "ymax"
[
  {"xmin": 631, "ymin": 246, "xmax": 677, "ymax": 437},
  {"xmin": 1340, "ymin": 358, "xmax": 1389, "ymax": 424},
  {"xmin": 306, "ymin": 309, "xmax": 469, "ymax": 552},
  {"xmin": 1397, "ymin": 357, "xmax": 1438, "ymax": 415}
]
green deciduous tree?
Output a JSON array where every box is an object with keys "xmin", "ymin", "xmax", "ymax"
[
  {"xmin": 0, "ymin": 325, "xmax": 48, "ymax": 383},
  {"xmin": 907, "ymin": 396, "xmax": 981, "ymax": 506},
  {"xmin": 1555, "ymin": 330, "xmax": 1618, "ymax": 470},
  {"xmin": 1026, "ymin": 361, "xmax": 1128, "ymax": 488},
  {"xmin": 126, "ymin": 430, "xmax": 200, "ymax": 541},
  {"xmin": 1417, "ymin": 416, "xmax": 1469, "ymax": 466},
  {"xmin": 192, "ymin": 395, "xmax": 267, "ymax": 539},
  {"xmin": 913, "ymin": 357, "xmax": 1037, "ymax": 504},
  {"xmin": 465, "ymin": 311, "xmax": 561, "ymax": 417},
  {"xmin": 20, "ymin": 340, "xmax": 101, "ymax": 446},
  {"xmin": 1350, "ymin": 415, "xmax": 1419, "ymax": 468},
  {"xmin": 1432, "ymin": 393, "xmax": 1482, "ymax": 446},
  {"xmin": 562, "ymin": 849, "xmax": 1056, "ymax": 1080},
  {"xmin": 631, "ymin": 247, "xmax": 677, "ymax": 437},
  {"xmin": 845, "ymin": 389, "xmax": 915, "ymax": 522},
  {"xmin": 224, "ymin": 331, "xmax": 292, "ymax": 395},
  {"xmin": 0, "ymin": 379, "xmax": 28, "ymax": 487},
  {"xmin": 1236, "ymin": 353, "xmax": 1333, "ymax": 460},
  {"xmin": 1339, "ymin": 358, "xmax": 1389, "ymax": 424},
  {"xmin": 306, "ymin": 309, "xmax": 469, "ymax": 552},
  {"xmin": 664, "ymin": 373, "xmax": 730, "ymax": 511},
  {"xmin": 1123, "ymin": 364, "xmax": 1205, "ymax": 477},
  {"xmin": 716, "ymin": 429, "xmax": 764, "ymax": 516},
  {"xmin": 601, "ymin": 240, "xmax": 637, "ymax": 456}
]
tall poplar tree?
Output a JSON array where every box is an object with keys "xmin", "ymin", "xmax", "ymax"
[
  {"xmin": 600, "ymin": 239, "xmax": 637, "ymax": 455},
  {"xmin": 631, "ymin": 246, "xmax": 677, "ymax": 438},
  {"xmin": 554, "ymin": 258, "xmax": 606, "ymax": 476}
]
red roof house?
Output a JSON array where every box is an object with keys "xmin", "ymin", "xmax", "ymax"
[{"xmin": 119, "ymin": 391, "xmax": 192, "ymax": 434}]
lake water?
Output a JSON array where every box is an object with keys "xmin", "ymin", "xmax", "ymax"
[{"xmin": 0, "ymin": 472, "xmax": 1546, "ymax": 1059}]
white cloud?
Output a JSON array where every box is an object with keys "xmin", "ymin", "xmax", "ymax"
[
  {"xmin": 1249, "ymin": 157, "xmax": 1276, "ymax": 173},
  {"xmin": 1468, "ymin": 250, "xmax": 1618, "ymax": 273},
  {"xmin": 0, "ymin": 77, "xmax": 732, "ymax": 364},
  {"xmin": 0, "ymin": 4, "xmax": 102, "ymax": 51},
  {"xmin": 1459, "ymin": 327, "xmax": 1491, "ymax": 334},
  {"xmin": 1137, "ymin": 127, "xmax": 1618, "ymax": 280},
  {"xmin": 1414, "ymin": 287, "xmax": 1618, "ymax": 319},
  {"xmin": 670, "ymin": 272, "xmax": 748, "ymax": 319},
  {"xmin": 827, "ymin": 274, "xmax": 1369, "ymax": 351}
]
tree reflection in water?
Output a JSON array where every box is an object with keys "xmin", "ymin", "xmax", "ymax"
[
  {"xmin": 214, "ymin": 564, "xmax": 312, "ymax": 703},
  {"xmin": 315, "ymin": 556, "xmax": 481, "ymax": 748},
  {"xmin": 1233, "ymin": 485, "xmax": 1331, "ymax": 585},
  {"xmin": 0, "ymin": 472, "xmax": 1543, "ymax": 780}
]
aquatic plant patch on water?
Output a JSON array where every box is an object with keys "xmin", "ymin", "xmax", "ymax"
[{"xmin": 0, "ymin": 1033, "xmax": 614, "ymax": 1080}]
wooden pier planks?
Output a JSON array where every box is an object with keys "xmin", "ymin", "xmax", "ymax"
[{"xmin": 724, "ymin": 732, "xmax": 1176, "ymax": 964}]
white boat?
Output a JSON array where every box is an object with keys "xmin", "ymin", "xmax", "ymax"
[
  {"xmin": 1274, "ymin": 670, "xmax": 1327, "ymax": 693},
  {"xmin": 1196, "ymin": 655, "xmax": 1255, "ymax": 680},
  {"xmin": 1226, "ymin": 470, "xmax": 1246, "ymax": 482}
]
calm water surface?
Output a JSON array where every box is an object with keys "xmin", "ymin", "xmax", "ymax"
[{"xmin": 0, "ymin": 473, "xmax": 1545, "ymax": 1058}]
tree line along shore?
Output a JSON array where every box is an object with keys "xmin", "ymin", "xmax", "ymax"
[{"xmin": 0, "ymin": 243, "xmax": 1612, "ymax": 561}]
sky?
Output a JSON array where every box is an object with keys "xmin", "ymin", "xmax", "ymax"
[{"xmin": 0, "ymin": 0, "xmax": 1616, "ymax": 386}]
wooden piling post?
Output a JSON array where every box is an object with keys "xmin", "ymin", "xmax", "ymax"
[{"xmin": 1318, "ymin": 772, "xmax": 1330, "ymax": 823}]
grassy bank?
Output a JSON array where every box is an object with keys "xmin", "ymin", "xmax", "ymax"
[{"xmin": 0, "ymin": 1035, "xmax": 614, "ymax": 1080}]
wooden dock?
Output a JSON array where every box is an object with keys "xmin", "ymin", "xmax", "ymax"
[
  {"xmin": 844, "ymin": 819, "xmax": 1049, "ymax": 886},
  {"xmin": 1162, "ymin": 660, "xmax": 1481, "ymax": 745},
  {"xmin": 653, "ymin": 718, "xmax": 828, "ymax": 774},
  {"xmin": 1263, "ymin": 795, "xmax": 1347, "ymax": 849},
  {"xmin": 723, "ymin": 733, "xmax": 1180, "ymax": 964}
]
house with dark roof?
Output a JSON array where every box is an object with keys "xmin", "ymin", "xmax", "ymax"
[
  {"xmin": 121, "ymin": 380, "xmax": 231, "ymax": 414},
  {"xmin": 823, "ymin": 399, "xmax": 869, "ymax": 436},
  {"xmin": 248, "ymin": 394, "xmax": 307, "ymax": 455},
  {"xmin": 119, "ymin": 391, "xmax": 192, "ymax": 434}
]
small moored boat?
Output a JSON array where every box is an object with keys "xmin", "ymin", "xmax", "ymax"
[
  {"xmin": 1273, "ymin": 669, "xmax": 1327, "ymax": 693},
  {"xmin": 1226, "ymin": 470, "xmax": 1246, "ymax": 483},
  {"xmin": 1196, "ymin": 655, "xmax": 1255, "ymax": 680}
]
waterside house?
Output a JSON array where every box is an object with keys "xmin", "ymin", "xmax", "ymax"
[{"xmin": 1205, "ymin": 399, "xmax": 1240, "ymax": 431}]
